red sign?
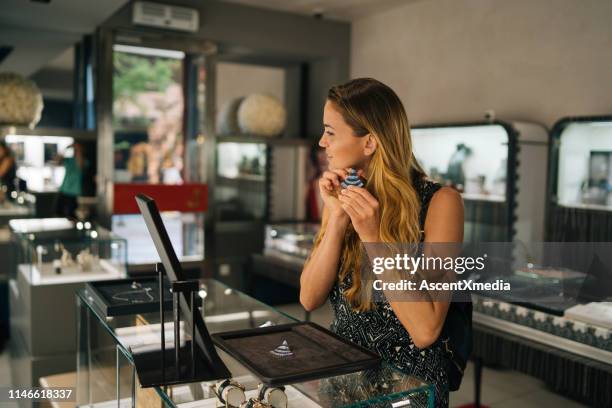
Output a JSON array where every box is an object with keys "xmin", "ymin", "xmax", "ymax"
[{"xmin": 113, "ymin": 183, "xmax": 208, "ymax": 214}]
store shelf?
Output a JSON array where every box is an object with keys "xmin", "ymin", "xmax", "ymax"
[
  {"xmin": 216, "ymin": 134, "xmax": 312, "ymax": 146},
  {"xmin": 556, "ymin": 202, "xmax": 612, "ymax": 212},
  {"xmin": 217, "ymin": 174, "xmax": 266, "ymax": 184},
  {"xmin": 0, "ymin": 126, "xmax": 96, "ymax": 141},
  {"xmin": 461, "ymin": 192, "xmax": 506, "ymax": 202}
]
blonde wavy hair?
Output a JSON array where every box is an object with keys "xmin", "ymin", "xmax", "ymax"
[{"xmin": 313, "ymin": 78, "xmax": 426, "ymax": 311}]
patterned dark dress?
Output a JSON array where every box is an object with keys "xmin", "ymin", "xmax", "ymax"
[{"xmin": 329, "ymin": 177, "xmax": 449, "ymax": 407}]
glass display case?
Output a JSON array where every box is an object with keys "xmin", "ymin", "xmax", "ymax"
[
  {"xmin": 9, "ymin": 217, "xmax": 127, "ymax": 285},
  {"xmin": 215, "ymin": 141, "xmax": 268, "ymax": 222},
  {"xmin": 548, "ymin": 116, "xmax": 612, "ymax": 241},
  {"xmin": 0, "ymin": 193, "xmax": 35, "ymax": 226},
  {"xmin": 76, "ymin": 279, "xmax": 435, "ymax": 408},
  {"xmin": 412, "ymin": 121, "xmax": 548, "ymax": 243},
  {"xmin": 211, "ymin": 138, "xmax": 311, "ymax": 290},
  {"xmin": 112, "ymin": 211, "xmax": 204, "ymax": 266},
  {"xmin": 264, "ymin": 223, "xmax": 319, "ymax": 261},
  {"xmin": 7, "ymin": 219, "xmax": 128, "ymax": 393}
]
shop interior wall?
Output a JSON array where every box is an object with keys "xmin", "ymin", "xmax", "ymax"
[
  {"xmin": 350, "ymin": 0, "xmax": 612, "ymax": 128},
  {"xmin": 102, "ymin": 0, "xmax": 351, "ymax": 139},
  {"xmin": 217, "ymin": 62, "xmax": 285, "ymax": 109}
]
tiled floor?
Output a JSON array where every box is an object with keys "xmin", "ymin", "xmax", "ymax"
[{"xmin": 0, "ymin": 302, "xmax": 588, "ymax": 408}]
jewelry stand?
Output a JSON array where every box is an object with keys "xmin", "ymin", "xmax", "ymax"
[{"xmin": 131, "ymin": 263, "xmax": 231, "ymax": 388}]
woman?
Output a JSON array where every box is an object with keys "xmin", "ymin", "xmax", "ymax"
[
  {"xmin": 0, "ymin": 141, "xmax": 17, "ymax": 193},
  {"xmin": 305, "ymin": 144, "xmax": 329, "ymax": 221},
  {"xmin": 56, "ymin": 143, "xmax": 86, "ymax": 218},
  {"xmin": 300, "ymin": 78, "xmax": 464, "ymax": 407}
]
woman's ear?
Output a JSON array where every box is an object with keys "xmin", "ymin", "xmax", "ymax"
[{"xmin": 364, "ymin": 134, "xmax": 378, "ymax": 156}]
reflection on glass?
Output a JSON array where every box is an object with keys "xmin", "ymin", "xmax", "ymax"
[
  {"xmin": 557, "ymin": 121, "xmax": 612, "ymax": 209},
  {"xmin": 112, "ymin": 45, "xmax": 185, "ymax": 184},
  {"xmin": 112, "ymin": 212, "xmax": 204, "ymax": 264},
  {"xmin": 412, "ymin": 125, "xmax": 509, "ymax": 200},
  {"xmin": 215, "ymin": 142, "xmax": 267, "ymax": 221}
]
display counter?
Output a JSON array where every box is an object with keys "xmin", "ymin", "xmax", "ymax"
[
  {"xmin": 472, "ymin": 294, "xmax": 612, "ymax": 407},
  {"xmin": 8, "ymin": 218, "xmax": 127, "ymax": 397},
  {"xmin": 76, "ymin": 278, "xmax": 435, "ymax": 408}
]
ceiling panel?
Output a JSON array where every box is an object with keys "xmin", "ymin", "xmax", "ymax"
[
  {"xmin": 218, "ymin": 0, "xmax": 421, "ymax": 21},
  {"xmin": 0, "ymin": 0, "xmax": 128, "ymax": 76}
]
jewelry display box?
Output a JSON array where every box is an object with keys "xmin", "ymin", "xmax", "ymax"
[
  {"xmin": 9, "ymin": 217, "xmax": 127, "ymax": 285},
  {"xmin": 212, "ymin": 321, "xmax": 381, "ymax": 386},
  {"xmin": 84, "ymin": 276, "xmax": 175, "ymax": 317}
]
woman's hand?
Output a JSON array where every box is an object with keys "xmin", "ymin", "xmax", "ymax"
[
  {"xmin": 339, "ymin": 186, "xmax": 380, "ymax": 242},
  {"xmin": 318, "ymin": 168, "xmax": 350, "ymax": 221}
]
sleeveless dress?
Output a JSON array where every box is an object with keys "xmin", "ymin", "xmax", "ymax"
[{"xmin": 329, "ymin": 177, "xmax": 449, "ymax": 407}]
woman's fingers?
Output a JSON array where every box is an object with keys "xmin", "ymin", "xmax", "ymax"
[
  {"xmin": 321, "ymin": 170, "xmax": 343, "ymax": 188},
  {"xmin": 346, "ymin": 185, "xmax": 379, "ymax": 208},
  {"xmin": 341, "ymin": 199, "xmax": 359, "ymax": 220},
  {"xmin": 339, "ymin": 189, "xmax": 368, "ymax": 213}
]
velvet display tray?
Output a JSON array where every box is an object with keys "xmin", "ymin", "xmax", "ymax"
[
  {"xmin": 212, "ymin": 322, "xmax": 381, "ymax": 386},
  {"xmin": 85, "ymin": 277, "xmax": 174, "ymax": 317}
]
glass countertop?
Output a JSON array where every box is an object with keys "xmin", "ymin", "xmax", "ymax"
[{"xmin": 78, "ymin": 279, "xmax": 434, "ymax": 407}]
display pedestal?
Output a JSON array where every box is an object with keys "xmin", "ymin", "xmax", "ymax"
[{"xmin": 9, "ymin": 264, "xmax": 126, "ymax": 406}]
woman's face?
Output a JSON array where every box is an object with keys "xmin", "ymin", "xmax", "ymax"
[{"xmin": 319, "ymin": 101, "xmax": 369, "ymax": 170}]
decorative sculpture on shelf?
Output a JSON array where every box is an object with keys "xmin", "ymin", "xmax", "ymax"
[
  {"xmin": 0, "ymin": 72, "xmax": 43, "ymax": 128},
  {"xmin": 76, "ymin": 248, "xmax": 98, "ymax": 272},
  {"xmin": 60, "ymin": 244, "xmax": 75, "ymax": 267},
  {"xmin": 237, "ymin": 93, "xmax": 287, "ymax": 137}
]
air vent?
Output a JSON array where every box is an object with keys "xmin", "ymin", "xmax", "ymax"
[
  {"xmin": 142, "ymin": 2, "xmax": 165, "ymax": 17},
  {"xmin": 133, "ymin": 1, "xmax": 199, "ymax": 33}
]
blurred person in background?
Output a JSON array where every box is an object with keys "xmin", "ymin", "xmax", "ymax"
[
  {"xmin": 56, "ymin": 143, "xmax": 87, "ymax": 218},
  {"xmin": 306, "ymin": 144, "xmax": 328, "ymax": 221},
  {"xmin": 0, "ymin": 141, "xmax": 17, "ymax": 195}
]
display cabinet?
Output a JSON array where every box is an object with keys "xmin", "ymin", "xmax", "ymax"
[
  {"xmin": 412, "ymin": 121, "xmax": 548, "ymax": 243},
  {"xmin": 8, "ymin": 218, "xmax": 127, "ymax": 395},
  {"xmin": 473, "ymin": 293, "xmax": 612, "ymax": 407},
  {"xmin": 263, "ymin": 223, "xmax": 319, "ymax": 261},
  {"xmin": 112, "ymin": 210, "xmax": 205, "ymax": 267},
  {"xmin": 547, "ymin": 116, "xmax": 612, "ymax": 241},
  {"xmin": 211, "ymin": 137, "xmax": 311, "ymax": 290},
  {"xmin": 0, "ymin": 192, "xmax": 35, "ymax": 344},
  {"xmin": 76, "ymin": 279, "xmax": 435, "ymax": 408}
]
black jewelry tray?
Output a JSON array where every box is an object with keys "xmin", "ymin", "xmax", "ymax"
[
  {"xmin": 85, "ymin": 277, "xmax": 175, "ymax": 317},
  {"xmin": 212, "ymin": 321, "xmax": 381, "ymax": 386}
]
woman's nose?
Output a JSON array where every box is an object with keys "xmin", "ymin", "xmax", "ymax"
[{"xmin": 318, "ymin": 135, "xmax": 327, "ymax": 147}]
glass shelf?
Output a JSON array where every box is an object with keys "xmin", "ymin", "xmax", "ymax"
[
  {"xmin": 9, "ymin": 218, "xmax": 127, "ymax": 285},
  {"xmin": 77, "ymin": 279, "xmax": 434, "ymax": 407}
]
